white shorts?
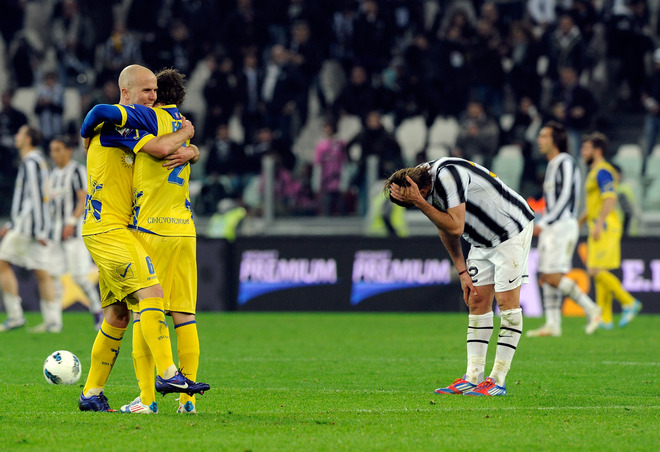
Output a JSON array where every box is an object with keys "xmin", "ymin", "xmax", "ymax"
[
  {"xmin": 466, "ymin": 221, "xmax": 533, "ymax": 293},
  {"xmin": 537, "ymin": 218, "xmax": 578, "ymax": 274},
  {"xmin": 0, "ymin": 228, "xmax": 49, "ymax": 271},
  {"xmin": 47, "ymin": 237, "xmax": 94, "ymax": 277}
]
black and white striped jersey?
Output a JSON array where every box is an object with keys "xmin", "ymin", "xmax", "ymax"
[
  {"xmin": 9, "ymin": 150, "xmax": 50, "ymax": 241},
  {"xmin": 49, "ymin": 160, "xmax": 86, "ymax": 242},
  {"xmin": 537, "ymin": 152, "xmax": 581, "ymax": 228},
  {"xmin": 425, "ymin": 158, "xmax": 534, "ymax": 248}
]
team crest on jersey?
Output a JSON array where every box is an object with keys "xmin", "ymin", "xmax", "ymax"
[
  {"xmin": 121, "ymin": 149, "xmax": 134, "ymax": 168},
  {"xmin": 115, "ymin": 126, "xmax": 134, "ymax": 138},
  {"xmin": 84, "ymin": 181, "xmax": 103, "ymax": 222},
  {"xmin": 116, "ymin": 262, "xmax": 135, "ymax": 280}
]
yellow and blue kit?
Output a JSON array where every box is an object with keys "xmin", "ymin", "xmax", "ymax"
[{"xmin": 584, "ymin": 160, "xmax": 622, "ymax": 269}]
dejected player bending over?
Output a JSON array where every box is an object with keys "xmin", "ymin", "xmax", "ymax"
[{"xmin": 386, "ymin": 157, "xmax": 534, "ymax": 396}]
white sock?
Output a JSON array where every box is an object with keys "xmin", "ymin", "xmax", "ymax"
[
  {"xmin": 40, "ymin": 299, "xmax": 62, "ymax": 328},
  {"xmin": 558, "ymin": 276, "xmax": 598, "ymax": 315},
  {"xmin": 465, "ymin": 311, "xmax": 493, "ymax": 384},
  {"xmin": 52, "ymin": 276, "xmax": 63, "ymax": 305},
  {"xmin": 542, "ymin": 283, "xmax": 562, "ymax": 329},
  {"xmin": 2, "ymin": 293, "xmax": 24, "ymax": 320},
  {"xmin": 74, "ymin": 275, "xmax": 102, "ymax": 314},
  {"xmin": 490, "ymin": 308, "xmax": 523, "ymax": 385}
]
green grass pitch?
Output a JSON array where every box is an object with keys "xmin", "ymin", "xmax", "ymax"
[{"xmin": 1, "ymin": 311, "xmax": 658, "ymax": 451}]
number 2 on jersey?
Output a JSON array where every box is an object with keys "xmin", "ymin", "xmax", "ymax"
[
  {"xmin": 168, "ymin": 163, "xmax": 187, "ymax": 186},
  {"xmin": 167, "ymin": 119, "xmax": 186, "ymax": 185}
]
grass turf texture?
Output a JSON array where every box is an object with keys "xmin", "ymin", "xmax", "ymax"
[{"xmin": 0, "ymin": 312, "xmax": 658, "ymax": 451}]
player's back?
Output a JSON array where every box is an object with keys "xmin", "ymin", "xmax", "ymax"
[
  {"xmin": 50, "ymin": 160, "xmax": 85, "ymax": 242},
  {"xmin": 131, "ymin": 105, "xmax": 195, "ymax": 237},
  {"xmin": 82, "ymin": 121, "xmax": 153, "ymax": 236}
]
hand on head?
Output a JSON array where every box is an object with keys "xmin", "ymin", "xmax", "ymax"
[{"xmin": 390, "ymin": 175, "xmax": 422, "ymax": 204}]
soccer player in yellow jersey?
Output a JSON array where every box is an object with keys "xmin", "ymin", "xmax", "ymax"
[
  {"xmin": 81, "ymin": 68, "xmax": 203, "ymax": 414},
  {"xmin": 579, "ymin": 132, "xmax": 642, "ymax": 329},
  {"xmin": 78, "ymin": 65, "xmax": 209, "ymax": 412}
]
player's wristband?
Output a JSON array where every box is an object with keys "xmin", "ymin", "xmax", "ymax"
[
  {"xmin": 457, "ymin": 269, "xmax": 468, "ymax": 276},
  {"xmin": 65, "ymin": 216, "xmax": 78, "ymax": 226}
]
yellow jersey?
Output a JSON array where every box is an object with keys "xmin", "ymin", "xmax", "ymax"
[
  {"xmin": 584, "ymin": 160, "xmax": 620, "ymax": 228},
  {"xmin": 82, "ymin": 111, "xmax": 155, "ymax": 236},
  {"xmin": 119, "ymin": 104, "xmax": 195, "ymax": 237}
]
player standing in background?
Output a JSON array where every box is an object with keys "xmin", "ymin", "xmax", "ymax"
[
  {"xmin": 81, "ymin": 68, "xmax": 202, "ymax": 414},
  {"xmin": 527, "ymin": 122, "xmax": 601, "ymax": 337},
  {"xmin": 78, "ymin": 64, "xmax": 209, "ymax": 412},
  {"xmin": 46, "ymin": 135, "xmax": 103, "ymax": 331},
  {"xmin": 0, "ymin": 125, "xmax": 57, "ymax": 332},
  {"xmin": 580, "ymin": 132, "xmax": 642, "ymax": 329},
  {"xmin": 385, "ymin": 158, "xmax": 534, "ymax": 396}
]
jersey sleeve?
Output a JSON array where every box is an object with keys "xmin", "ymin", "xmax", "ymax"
[
  {"xmin": 439, "ymin": 166, "xmax": 469, "ymax": 209},
  {"xmin": 72, "ymin": 165, "xmax": 86, "ymax": 191},
  {"xmin": 98, "ymin": 124, "xmax": 155, "ymax": 154},
  {"xmin": 596, "ymin": 168, "xmax": 617, "ymax": 199},
  {"xmin": 80, "ymin": 104, "xmax": 125, "ymax": 138},
  {"xmin": 118, "ymin": 104, "xmax": 160, "ymax": 135},
  {"xmin": 81, "ymin": 103, "xmax": 160, "ymax": 138}
]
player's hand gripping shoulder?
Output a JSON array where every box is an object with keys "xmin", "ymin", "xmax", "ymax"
[
  {"xmin": 180, "ymin": 117, "xmax": 194, "ymax": 140},
  {"xmin": 163, "ymin": 144, "xmax": 200, "ymax": 169}
]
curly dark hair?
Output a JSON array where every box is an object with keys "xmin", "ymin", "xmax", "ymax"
[
  {"xmin": 383, "ymin": 166, "xmax": 432, "ymax": 207},
  {"xmin": 582, "ymin": 131, "xmax": 609, "ymax": 157},
  {"xmin": 155, "ymin": 68, "xmax": 186, "ymax": 106}
]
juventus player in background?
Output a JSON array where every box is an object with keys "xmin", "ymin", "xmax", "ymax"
[
  {"xmin": 386, "ymin": 157, "xmax": 534, "ymax": 396},
  {"xmin": 45, "ymin": 136, "xmax": 103, "ymax": 332},
  {"xmin": 0, "ymin": 125, "xmax": 56, "ymax": 332},
  {"xmin": 527, "ymin": 121, "xmax": 601, "ymax": 338}
]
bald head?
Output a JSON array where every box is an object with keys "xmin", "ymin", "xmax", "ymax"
[{"xmin": 118, "ymin": 64, "xmax": 158, "ymax": 107}]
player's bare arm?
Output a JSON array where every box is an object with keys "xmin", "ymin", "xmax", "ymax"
[
  {"xmin": 62, "ymin": 188, "xmax": 86, "ymax": 240},
  {"xmin": 141, "ymin": 119, "xmax": 194, "ymax": 158},
  {"xmin": 390, "ymin": 176, "xmax": 465, "ymax": 237},
  {"xmin": 162, "ymin": 144, "xmax": 200, "ymax": 170},
  {"xmin": 438, "ymin": 229, "xmax": 477, "ymax": 305}
]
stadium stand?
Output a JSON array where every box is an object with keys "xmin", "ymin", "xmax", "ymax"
[{"xmin": 492, "ymin": 144, "xmax": 524, "ymax": 193}]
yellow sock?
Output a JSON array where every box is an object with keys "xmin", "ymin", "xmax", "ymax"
[
  {"xmin": 595, "ymin": 273, "xmax": 614, "ymax": 324},
  {"xmin": 138, "ymin": 297, "xmax": 175, "ymax": 378},
  {"xmin": 132, "ymin": 318, "xmax": 156, "ymax": 405},
  {"xmin": 597, "ymin": 271, "xmax": 636, "ymax": 308},
  {"xmin": 175, "ymin": 320, "xmax": 200, "ymax": 405},
  {"xmin": 83, "ymin": 320, "xmax": 126, "ymax": 396}
]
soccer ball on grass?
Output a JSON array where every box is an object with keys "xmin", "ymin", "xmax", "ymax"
[{"xmin": 43, "ymin": 350, "xmax": 82, "ymax": 385}]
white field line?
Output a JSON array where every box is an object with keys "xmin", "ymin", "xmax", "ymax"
[
  {"xmin": 8, "ymin": 405, "xmax": 660, "ymax": 416},
  {"xmin": 244, "ymin": 406, "xmax": 660, "ymax": 414},
  {"xmin": 203, "ymin": 357, "xmax": 660, "ymax": 366}
]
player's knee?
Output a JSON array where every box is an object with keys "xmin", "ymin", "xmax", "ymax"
[
  {"xmin": 104, "ymin": 303, "xmax": 130, "ymax": 327},
  {"xmin": 135, "ymin": 284, "xmax": 164, "ymax": 301},
  {"xmin": 34, "ymin": 269, "xmax": 51, "ymax": 283},
  {"xmin": 172, "ymin": 312, "xmax": 195, "ymax": 325}
]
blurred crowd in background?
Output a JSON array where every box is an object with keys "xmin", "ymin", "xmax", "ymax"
[{"xmin": 2, "ymin": 0, "xmax": 660, "ymax": 222}]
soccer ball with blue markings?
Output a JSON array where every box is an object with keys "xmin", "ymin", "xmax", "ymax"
[{"xmin": 43, "ymin": 350, "xmax": 82, "ymax": 385}]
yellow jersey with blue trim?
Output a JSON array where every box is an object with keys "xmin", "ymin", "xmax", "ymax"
[
  {"xmin": 584, "ymin": 160, "xmax": 620, "ymax": 228},
  {"xmin": 82, "ymin": 109, "xmax": 155, "ymax": 236},
  {"xmin": 121, "ymin": 104, "xmax": 195, "ymax": 237}
]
